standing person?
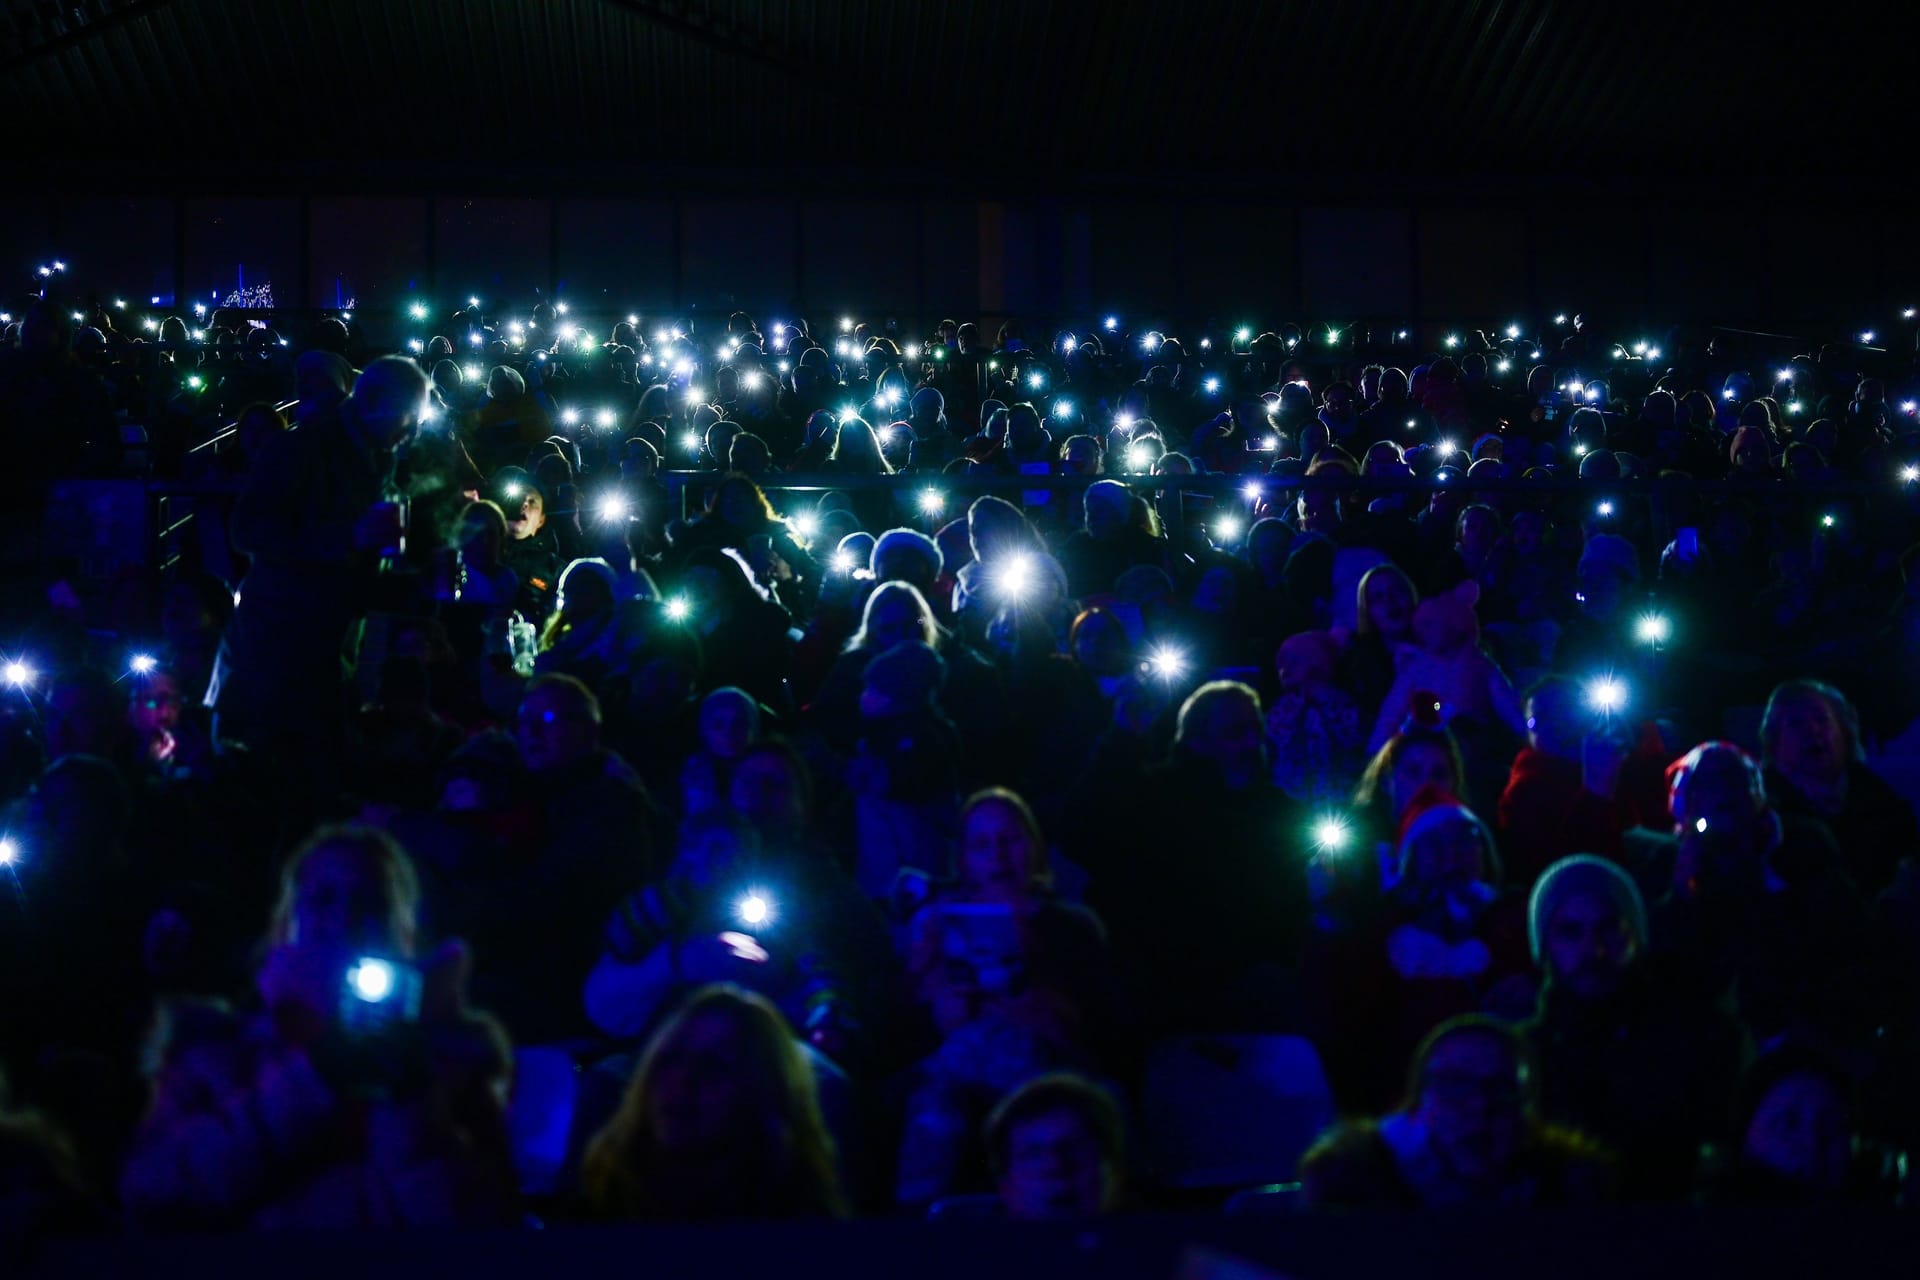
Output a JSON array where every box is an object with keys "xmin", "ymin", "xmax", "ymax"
[{"xmin": 207, "ymin": 357, "xmax": 429, "ymax": 782}]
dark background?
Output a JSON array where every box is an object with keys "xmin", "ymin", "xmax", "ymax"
[{"xmin": 3, "ymin": 0, "xmax": 1917, "ymax": 331}]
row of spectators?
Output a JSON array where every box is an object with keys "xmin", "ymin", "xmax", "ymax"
[{"xmin": 1, "ymin": 289, "xmax": 1918, "ymax": 1241}]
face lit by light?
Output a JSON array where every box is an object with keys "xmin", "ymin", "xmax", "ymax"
[
  {"xmin": 1637, "ymin": 614, "xmax": 1670, "ymax": 645},
  {"xmin": 919, "ymin": 489, "xmax": 945, "ymax": 515}
]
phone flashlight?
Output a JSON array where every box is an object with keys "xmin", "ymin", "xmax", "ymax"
[
  {"xmin": 1235, "ymin": 326, "xmax": 1252, "ymax": 343},
  {"xmin": 561, "ymin": 408, "xmax": 581, "ymax": 426},
  {"xmin": 665, "ymin": 598, "xmax": 691, "ymax": 621},
  {"xmin": 1636, "ymin": 614, "xmax": 1671, "ymax": 645},
  {"xmin": 186, "ymin": 374, "xmax": 204, "ymax": 390},
  {"xmin": 1444, "ymin": 334, "xmax": 1460, "ymax": 348},
  {"xmin": 1586, "ymin": 676, "xmax": 1627, "ymax": 715},
  {"xmin": 463, "ymin": 364, "xmax": 482, "ymax": 383},
  {"xmin": 1596, "ymin": 501, "xmax": 1614, "ymax": 517},
  {"xmin": 1312, "ymin": 816, "xmax": 1351, "ymax": 853},
  {"xmin": 919, "ymin": 489, "xmax": 945, "ymax": 515},
  {"xmin": 831, "ymin": 550, "xmax": 855, "ymax": 574},
  {"xmin": 1505, "ymin": 324, "xmax": 1521, "ymax": 339},
  {"xmin": 1053, "ymin": 399, "xmax": 1074, "ymax": 419},
  {"xmin": 598, "ymin": 495, "xmax": 629, "ymax": 522},
  {"xmin": 0, "ymin": 837, "xmax": 16, "ymax": 867},
  {"xmin": 1787, "ymin": 400, "xmax": 1803, "ymax": 415},
  {"xmin": 596, "ymin": 408, "xmax": 617, "ymax": 429},
  {"xmin": 555, "ymin": 302, "xmax": 569, "ymax": 315},
  {"xmin": 130, "ymin": 653, "xmax": 158, "ymax": 676},
  {"xmin": 1554, "ymin": 313, "xmax": 1568, "ymax": 325},
  {"xmin": 1204, "ymin": 376, "xmax": 1221, "ymax": 394},
  {"xmin": 407, "ymin": 338, "xmax": 424, "ymax": 354},
  {"xmin": 1693, "ymin": 818, "xmax": 1709, "ymax": 835},
  {"xmin": 1104, "ymin": 316, "xmax": 1119, "ymax": 331},
  {"xmin": 792, "ymin": 511, "xmax": 821, "ymax": 539},
  {"xmin": 1902, "ymin": 466, "xmax": 1919, "ymax": 484},
  {"xmin": 503, "ymin": 483, "xmax": 523, "ymax": 499},
  {"xmin": 838, "ymin": 316, "xmax": 853, "ymax": 332},
  {"xmin": 1860, "ymin": 331, "xmax": 1875, "ymax": 344},
  {"xmin": 1127, "ymin": 445, "xmax": 1149, "ymax": 470},
  {"xmin": 905, "ymin": 343, "xmax": 921, "ymax": 359},
  {"xmin": 1821, "ymin": 513, "xmax": 1836, "ymax": 529},
  {"xmin": 682, "ymin": 430, "xmax": 701, "ymax": 451},
  {"xmin": 340, "ymin": 957, "xmax": 422, "ymax": 1033},
  {"xmin": 1147, "ymin": 645, "xmax": 1187, "ymax": 679},
  {"xmin": 736, "ymin": 892, "xmax": 773, "ymax": 928},
  {"xmin": 684, "ymin": 388, "xmax": 705, "ymax": 406},
  {"xmin": 1436, "ymin": 438, "xmax": 1457, "ymax": 458},
  {"xmin": 1496, "ymin": 359, "xmax": 1511, "ymax": 373},
  {"xmin": 1242, "ymin": 481, "xmax": 1263, "ymax": 502},
  {"xmin": 1028, "ymin": 372, "xmax": 1045, "ymax": 390},
  {"xmin": 1215, "ymin": 515, "xmax": 1243, "ymax": 542}
]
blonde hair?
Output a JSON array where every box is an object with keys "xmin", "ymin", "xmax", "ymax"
[
  {"xmin": 959, "ymin": 787, "xmax": 1054, "ymax": 892},
  {"xmin": 268, "ymin": 823, "xmax": 420, "ymax": 957},
  {"xmin": 844, "ymin": 580, "xmax": 938, "ymax": 653},
  {"xmin": 581, "ymin": 985, "xmax": 846, "ymax": 1220}
]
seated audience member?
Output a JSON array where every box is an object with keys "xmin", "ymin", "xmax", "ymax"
[
  {"xmin": 582, "ymin": 984, "xmax": 847, "ymax": 1220},
  {"xmin": 1524, "ymin": 855, "xmax": 1747, "ymax": 1199},
  {"xmin": 120, "ymin": 826, "xmax": 514, "ymax": 1229},
  {"xmin": 1300, "ymin": 1017, "xmax": 1611, "ymax": 1208},
  {"xmin": 985, "ymin": 1072, "xmax": 1125, "ymax": 1220}
]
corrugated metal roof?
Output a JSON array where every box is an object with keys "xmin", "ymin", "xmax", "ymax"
[{"xmin": 2, "ymin": 0, "xmax": 1911, "ymax": 193}]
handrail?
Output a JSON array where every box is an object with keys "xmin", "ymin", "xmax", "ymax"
[{"xmin": 186, "ymin": 398, "xmax": 300, "ymax": 456}]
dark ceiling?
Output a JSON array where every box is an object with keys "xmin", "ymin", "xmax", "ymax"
[{"xmin": 3, "ymin": 0, "xmax": 1912, "ymax": 196}]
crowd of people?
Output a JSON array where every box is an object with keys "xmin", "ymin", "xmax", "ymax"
[{"xmin": 2, "ymin": 283, "xmax": 1920, "ymax": 1243}]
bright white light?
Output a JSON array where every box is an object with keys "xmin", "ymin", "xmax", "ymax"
[
  {"xmin": 876, "ymin": 425, "xmax": 896, "ymax": 444},
  {"xmin": 683, "ymin": 430, "xmax": 701, "ymax": 451},
  {"xmin": 1904, "ymin": 466, "xmax": 1920, "ymax": 484},
  {"xmin": 1723, "ymin": 388, "xmax": 1737, "ymax": 400},
  {"xmin": 349, "ymin": 959, "xmax": 395, "ymax": 1003},
  {"xmin": 1397, "ymin": 330, "xmax": 1409, "ymax": 340},
  {"xmin": 1568, "ymin": 381, "xmax": 1584, "ymax": 396},
  {"xmin": 1148, "ymin": 646, "xmax": 1187, "ymax": 679},
  {"xmin": 186, "ymin": 374, "xmax": 204, "ymax": 390},
  {"xmin": 1215, "ymin": 515, "xmax": 1243, "ymax": 542},
  {"xmin": 793, "ymin": 511, "xmax": 820, "ymax": 538},
  {"xmin": 837, "ymin": 406, "xmax": 859, "ymax": 424},
  {"xmin": 464, "ymin": 363, "xmax": 482, "ymax": 382},
  {"xmin": 0, "ymin": 838, "xmax": 15, "ymax": 866},
  {"xmin": 1645, "ymin": 347, "xmax": 1660, "ymax": 360},
  {"xmin": 1575, "ymin": 443, "xmax": 1590, "ymax": 456},
  {"xmin": 831, "ymin": 550, "xmax": 855, "ymax": 573},
  {"xmin": 1586, "ymin": 677, "xmax": 1627, "ymax": 714},
  {"xmin": 665, "ymin": 598, "xmax": 691, "ymax": 621},
  {"xmin": 1821, "ymin": 513, "xmax": 1836, "ymax": 529},
  {"xmin": 776, "ymin": 360, "xmax": 790, "ymax": 373},
  {"xmin": 1053, "ymin": 399, "xmax": 1074, "ymax": 419},
  {"xmin": 141, "ymin": 318, "xmax": 156, "ymax": 332},
  {"xmin": 998, "ymin": 553, "xmax": 1036, "ymax": 599},
  {"xmin": 1127, "ymin": 445, "xmax": 1149, "ymax": 469},
  {"xmin": 561, "ymin": 408, "xmax": 580, "ymax": 426},
  {"xmin": 1787, "ymin": 400, "xmax": 1803, "ymax": 414},
  {"xmin": 1236, "ymin": 326, "xmax": 1252, "ymax": 343},
  {"xmin": 341, "ymin": 312, "xmax": 352, "ymax": 322},
  {"xmin": 1312, "ymin": 816, "xmax": 1351, "ymax": 852},
  {"xmin": 1242, "ymin": 482, "xmax": 1263, "ymax": 502},
  {"xmin": 737, "ymin": 893, "xmax": 771, "ymax": 927},
  {"xmin": 1506, "ymin": 324, "xmax": 1521, "ymax": 340},
  {"xmin": 407, "ymin": 338, "xmax": 424, "ymax": 354},
  {"xmin": 1778, "ymin": 369, "xmax": 1794, "ymax": 383},
  {"xmin": 742, "ymin": 370, "xmax": 764, "ymax": 390},
  {"xmin": 1064, "ymin": 336, "xmax": 1078, "ymax": 352},
  {"xmin": 1200, "ymin": 337, "xmax": 1212, "ymax": 350},
  {"xmin": 839, "ymin": 316, "xmax": 853, "ymax": 332},
  {"xmin": 1444, "ymin": 334, "xmax": 1460, "ymax": 348},
  {"xmin": 673, "ymin": 358, "xmax": 693, "ymax": 377},
  {"xmin": 1437, "ymin": 439, "xmax": 1456, "ymax": 457},
  {"xmin": 1028, "ymin": 372, "xmax": 1045, "ymax": 390},
  {"xmin": 1632, "ymin": 341, "xmax": 1647, "ymax": 355},
  {"xmin": 1597, "ymin": 501, "xmax": 1614, "ymax": 516},
  {"xmin": 130, "ymin": 653, "xmax": 158, "ymax": 676},
  {"xmin": 69, "ymin": 311, "xmax": 83, "ymax": 323},
  {"xmin": 1555, "ymin": 314, "xmax": 1568, "ymax": 324},
  {"xmin": 1204, "ymin": 376, "xmax": 1221, "ymax": 394},
  {"xmin": 1860, "ymin": 331, "xmax": 1875, "ymax": 344},
  {"xmin": 1585, "ymin": 387, "xmax": 1600, "ymax": 401},
  {"xmin": 685, "ymin": 388, "xmax": 705, "ymax": 405},
  {"xmin": 556, "ymin": 302, "xmax": 569, "ymax": 315},
  {"xmin": 880, "ymin": 387, "xmax": 901, "ymax": 408},
  {"xmin": 1116, "ymin": 412, "xmax": 1136, "ymax": 430},
  {"xmin": 1695, "ymin": 818, "xmax": 1709, "ymax": 834},
  {"xmin": 0, "ymin": 660, "xmax": 25, "ymax": 687},
  {"xmin": 905, "ymin": 343, "xmax": 921, "ymax": 359},
  {"xmin": 1906, "ymin": 309, "xmax": 1917, "ymax": 319},
  {"xmin": 51, "ymin": 261, "xmax": 64, "ymax": 272},
  {"xmin": 193, "ymin": 303, "xmax": 207, "ymax": 316},
  {"xmin": 1104, "ymin": 316, "xmax": 1119, "ymax": 331},
  {"xmin": 596, "ymin": 408, "xmax": 617, "ymax": 429},
  {"xmin": 1496, "ymin": 359, "xmax": 1511, "ymax": 373},
  {"xmin": 1637, "ymin": 614, "xmax": 1671, "ymax": 645},
  {"xmin": 919, "ymin": 489, "xmax": 946, "ymax": 515},
  {"xmin": 654, "ymin": 328, "xmax": 671, "ymax": 345},
  {"xmin": 579, "ymin": 336, "xmax": 597, "ymax": 354},
  {"xmin": 503, "ymin": 483, "xmax": 523, "ymax": 499},
  {"xmin": 598, "ymin": 494, "xmax": 628, "ymax": 521},
  {"xmin": 558, "ymin": 323, "xmax": 577, "ymax": 341}
]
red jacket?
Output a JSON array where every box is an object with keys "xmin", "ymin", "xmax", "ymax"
[{"xmin": 1495, "ymin": 736, "xmax": 1671, "ymax": 889}]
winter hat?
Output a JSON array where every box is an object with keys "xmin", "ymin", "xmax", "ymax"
[
  {"xmin": 1395, "ymin": 784, "xmax": 1498, "ymax": 882},
  {"xmin": 862, "ymin": 640, "xmax": 946, "ymax": 708},
  {"xmin": 1577, "ymin": 532, "xmax": 1639, "ymax": 582},
  {"xmin": 1527, "ymin": 854, "xmax": 1648, "ymax": 965}
]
